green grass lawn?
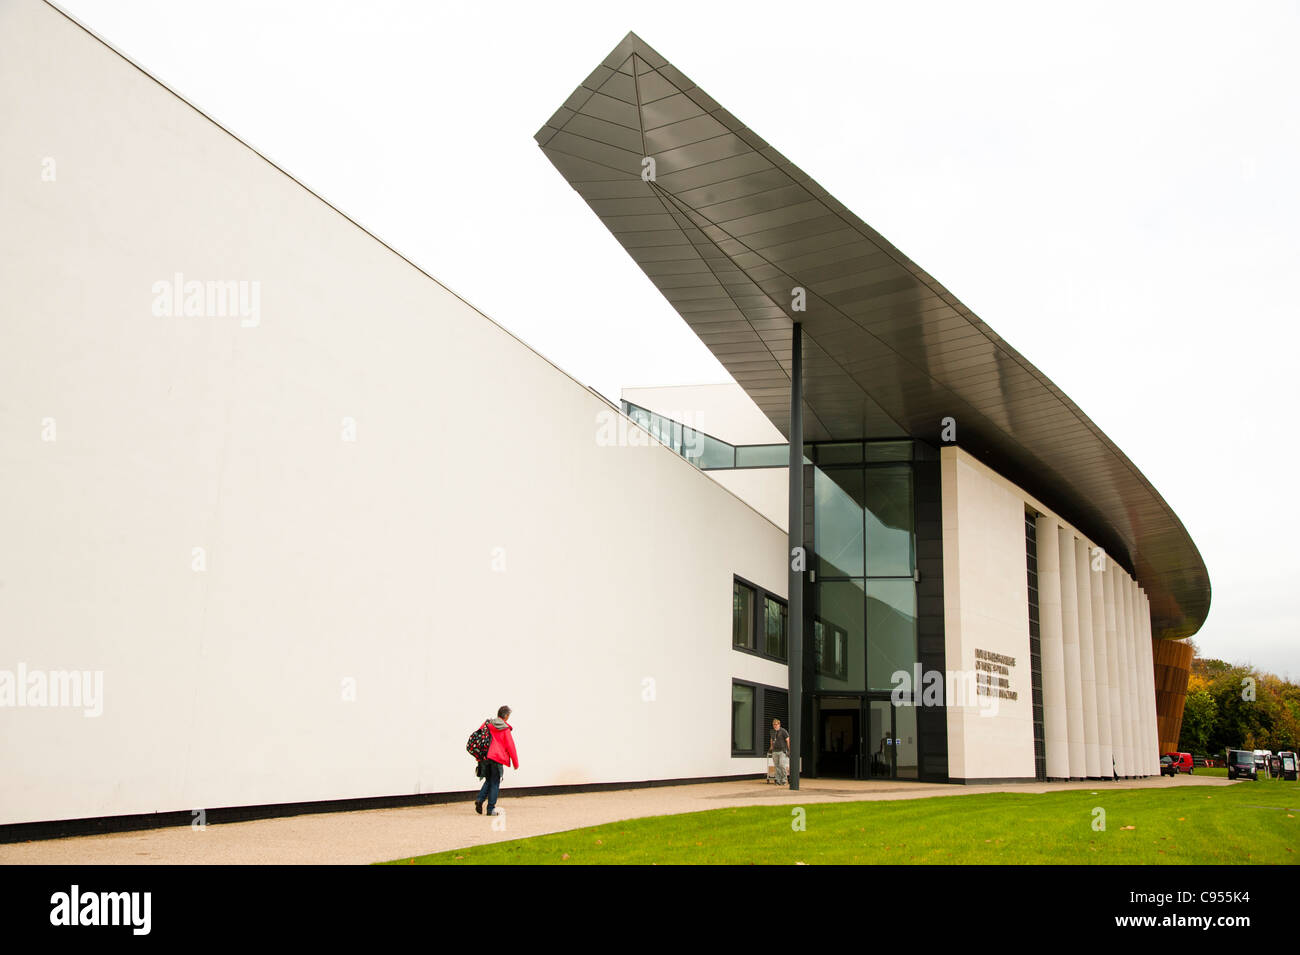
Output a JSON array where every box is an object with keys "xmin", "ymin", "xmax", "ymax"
[{"xmin": 382, "ymin": 778, "xmax": 1300, "ymax": 865}]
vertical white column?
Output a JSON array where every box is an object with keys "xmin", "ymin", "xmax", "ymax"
[
  {"xmin": 1037, "ymin": 515, "xmax": 1069, "ymax": 780},
  {"xmin": 1102, "ymin": 560, "xmax": 1123, "ymax": 778},
  {"xmin": 1121, "ymin": 573, "xmax": 1140, "ymax": 776},
  {"xmin": 1130, "ymin": 579, "xmax": 1148, "ymax": 775},
  {"xmin": 1133, "ymin": 580, "xmax": 1150, "ymax": 776},
  {"xmin": 1058, "ymin": 528, "xmax": 1085, "ymax": 779},
  {"xmin": 1140, "ymin": 591, "xmax": 1160, "ymax": 774},
  {"xmin": 1074, "ymin": 538, "xmax": 1100, "ymax": 777},
  {"xmin": 1109, "ymin": 563, "xmax": 1132, "ymax": 776},
  {"xmin": 1089, "ymin": 546, "xmax": 1112, "ymax": 779}
]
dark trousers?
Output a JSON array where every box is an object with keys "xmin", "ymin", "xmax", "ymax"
[{"xmin": 477, "ymin": 760, "xmax": 503, "ymax": 811}]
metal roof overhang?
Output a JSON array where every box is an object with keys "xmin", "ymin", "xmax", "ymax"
[{"xmin": 536, "ymin": 33, "xmax": 1210, "ymax": 639}]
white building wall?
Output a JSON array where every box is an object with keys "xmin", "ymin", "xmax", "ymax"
[
  {"xmin": 1138, "ymin": 589, "xmax": 1159, "ymax": 774},
  {"xmin": 1117, "ymin": 568, "xmax": 1137, "ymax": 776},
  {"xmin": 1102, "ymin": 562, "xmax": 1125, "ymax": 777},
  {"xmin": 620, "ymin": 384, "xmax": 789, "ymax": 529},
  {"xmin": 704, "ymin": 468, "xmax": 789, "ymax": 531},
  {"xmin": 1129, "ymin": 579, "xmax": 1145, "ymax": 774},
  {"xmin": 1108, "ymin": 564, "xmax": 1126, "ymax": 775},
  {"xmin": 940, "ymin": 450, "xmax": 1036, "ymax": 780},
  {"xmin": 0, "ymin": 0, "xmax": 789, "ymax": 827},
  {"xmin": 1037, "ymin": 514, "xmax": 1070, "ymax": 780},
  {"xmin": 1074, "ymin": 537, "xmax": 1100, "ymax": 778},
  {"xmin": 1058, "ymin": 529, "xmax": 1086, "ymax": 778},
  {"xmin": 1089, "ymin": 552, "xmax": 1113, "ymax": 777},
  {"xmin": 940, "ymin": 447, "xmax": 1157, "ymax": 782}
]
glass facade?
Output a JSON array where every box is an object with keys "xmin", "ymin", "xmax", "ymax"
[
  {"xmin": 671, "ymin": 421, "xmax": 919, "ymax": 775},
  {"xmin": 813, "ymin": 579, "xmax": 865, "ymax": 692},
  {"xmin": 735, "ymin": 444, "xmax": 788, "ymax": 468},
  {"xmin": 619, "ymin": 402, "xmax": 793, "ymax": 472},
  {"xmin": 812, "ymin": 451, "xmax": 918, "ymax": 696},
  {"xmin": 807, "ymin": 442, "xmax": 922, "ymax": 779}
]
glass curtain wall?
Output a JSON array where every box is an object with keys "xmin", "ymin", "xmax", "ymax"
[{"xmin": 810, "ymin": 441, "xmax": 920, "ymax": 778}]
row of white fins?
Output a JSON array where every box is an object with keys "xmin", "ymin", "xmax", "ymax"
[{"xmin": 1036, "ymin": 515, "xmax": 1161, "ymax": 779}]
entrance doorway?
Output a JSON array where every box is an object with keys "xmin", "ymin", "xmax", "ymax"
[
  {"xmin": 814, "ymin": 695, "xmax": 918, "ymax": 779},
  {"xmin": 817, "ymin": 704, "xmax": 860, "ymax": 778}
]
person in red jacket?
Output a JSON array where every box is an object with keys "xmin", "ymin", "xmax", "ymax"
[{"xmin": 475, "ymin": 705, "xmax": 519, "ymax": 816}]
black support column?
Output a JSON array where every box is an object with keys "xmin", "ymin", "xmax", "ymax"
[{"xmin": 788, "ymin": 323, "xmax": 803, "ymax": 790}]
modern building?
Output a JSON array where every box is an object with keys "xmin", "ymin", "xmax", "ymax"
[
  {"xmin": 536, "ymin": 33, "xmax": 1211, "ymax": 786},
  {"xmin": 0, "ymin": 4, "xmax": 1208, "ymax": 836}
]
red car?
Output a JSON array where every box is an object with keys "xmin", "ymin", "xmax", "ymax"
[{"xmin": 1162, "ymin": 752, "xmax": 1194, "ymax": 774}]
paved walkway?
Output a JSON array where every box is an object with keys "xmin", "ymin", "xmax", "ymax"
[{"xmin": 0, "ymin": 774, "xmax": 1232, "ymax": 865}]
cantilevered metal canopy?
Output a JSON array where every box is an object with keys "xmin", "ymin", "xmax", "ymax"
[{"xmin": 536, "ymin": 32, "xmax": 1210, "ymax": 640}]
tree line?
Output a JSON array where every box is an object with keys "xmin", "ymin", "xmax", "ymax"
[{"xmin": 1178, "ymin": 649, "xmax": 1300, "ymax": 755}]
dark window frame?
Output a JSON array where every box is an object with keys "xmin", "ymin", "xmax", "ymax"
[
  {"xmin": 732, "ymin": 678, "xmax": 789, "ymax": 758},
  {"xmin": 732, "ymin": 574, "xmax": 787, "ymax": 664},
  {"xmin": 732, "ymin": 578, "xmax": 756, "ymax": 652},
  {"xmin": 731, "ymin": 680, "xmax": 758, "ymax": 755},
  {"xmin": 813, "ymin": 616, "xmax": 850, "ymax": 680}
]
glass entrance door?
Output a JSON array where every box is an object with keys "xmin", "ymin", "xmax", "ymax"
[
  {"xmin": 813, "ymin": 695, "xmax": 920, "ymax": 779},
  {"xmin": 867, "ymin": 700, "xmax": 895, "ymax": 778},
  {"xmin": 866, "ymin": 699, "xmax": 919, "ymax": 779}
]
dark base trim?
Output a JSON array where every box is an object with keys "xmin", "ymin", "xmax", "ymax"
[
  {"xmin": 0, "ymin": 771, "xmax": 765, "ymax": 845},
  {"xmin": 954, "ymin": 775, "xmax": 1146, "ymax": 785}
]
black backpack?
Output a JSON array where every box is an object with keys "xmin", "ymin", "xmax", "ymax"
[{"xmin": 466, "ymin": 721, "xmax": 491, "ymax": 762}]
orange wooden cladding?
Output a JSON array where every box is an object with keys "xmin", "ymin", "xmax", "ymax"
[{"xmin": 1153, "ymin": 638, "xmax": 1195, "ymax": 754}]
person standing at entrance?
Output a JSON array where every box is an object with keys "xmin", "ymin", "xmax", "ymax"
[
  {"xmin": 769, "ymin": 718, "xmax": 791, "ymax": 786},
  {"xmin": 475, "ymin": 705, "xmax": 519, "ymax": 816}
]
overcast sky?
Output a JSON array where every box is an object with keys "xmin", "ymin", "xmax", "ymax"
[{"xmin": 53, "ymin": 0, "xmax": 1300, "ymax": 675}]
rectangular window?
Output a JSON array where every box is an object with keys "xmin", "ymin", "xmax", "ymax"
[
  {"xmin": 735, "ymin": 444, "xmax": 788, "ymax": 468},
  {"xmin": 864, "ymin": 464, "xmax": 914, "ymax": 577},
  {"xmin": 864, "ymin": 440, "xmax": 913, "ymax": 462},
  {"xmin": 866, "ymin": 578, "xmax": 917, "ymax": 692},
  {"xmin": 648, "ymin": 411, "xmax": 681, "ymax": 455},
  {"xmin": 817, "ymin": 442, "xmax": 863, "ymax": 465},
  {"xmin": 625, "ymin": 403, "xmax": 652, "ymax": 432},
  {"xmin": 814, "ymin": 618, "xmax": 849, "ymax": 680},
  {"xmin": 1026, "ymin": 506, "xmax": 1046, "ymax": 781},
  {"xmin": 764, "ymin": 596, "xmax": 788, "ymax": 659},
  {"xmin": 732, "ymin": 683, "xmax": 756, "ymax": 754},
  {"xmin": 814, "ymin": 580, "xmax": 865, "ymax": 691},
  {"xmin": 814, "ymin": 467, "xmax": 865, "ymax": 578},
  {"xmin": 689, "ymin": 430, "xmax": 735, "ymax": 469},
  {"xmin": 733, "ymin": 580, "xmax": 755, "ymax": 650}
]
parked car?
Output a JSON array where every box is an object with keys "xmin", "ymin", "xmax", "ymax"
[
  {"xmin": 1279, "ymin": 752, "xmax": 1298, "ymax": 782},
  {"xmin": 1162, "ymin": 752, "xmax": 1193, "ymax": 774},
  {"xmin": 1160, "ymin": 755, "xmax": 1179, "ymax": 777},
  {"xmin": 1254, "ymin": 750, "xmax": 1271, "ymax": 776},
  {"xmin": 1227, "ymin": 749, "xmax": 1258, "ymax": 780}
]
